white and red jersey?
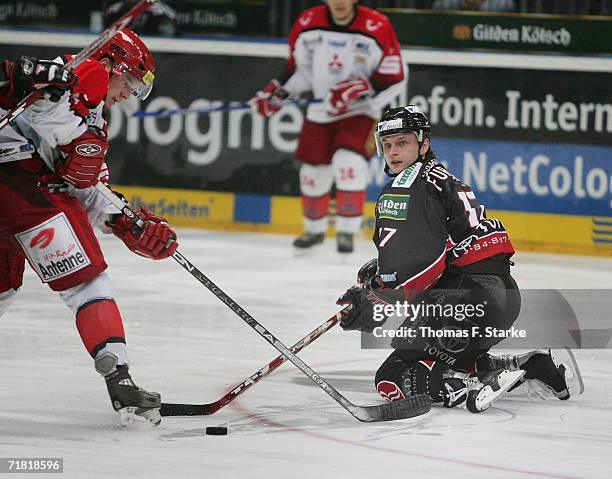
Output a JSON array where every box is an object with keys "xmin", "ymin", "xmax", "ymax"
[
  {"xmin": 0, "ymin": 56, "xmax": 107, "ymax": 169},
  {"xmin": 279, "ymin": 5, "xmax": 405, "ymax": 124},
  {"xmin": 0, "ymin": 56, "xmax": 117, "ymax": 225}
]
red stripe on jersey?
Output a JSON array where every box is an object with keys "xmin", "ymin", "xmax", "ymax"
[
  {"xmin": 396, "ymin": 248, "xmax": 447, "ymax": 301},
  {"xmin": 451, "ymin": 231, "xmax": 515, "ymax": 267},
  {"xmin": 418, "ymin": 360, "xmax": 436, "ymax": 371}
]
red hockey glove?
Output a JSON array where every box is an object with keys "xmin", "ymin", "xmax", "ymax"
[
  {"xmin": 249, "ymin": 79, "xmax": 289, "ymax": 118},
  {"xmin": 326, "ymin": 77, "xmax": 372, "ymax": 115},
  {"xmin": 111, "ymin": 207, "xmax": 178, "ymax": 260},
  {"xmin": 1, "ymin": 56, "xmax": 77, "ymax": 102},
  {"xmin": 56, "ymin": 129, "xmax": 108, "ymax": 189}
]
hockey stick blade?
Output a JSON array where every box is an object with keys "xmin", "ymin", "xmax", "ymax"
[
  {"xmin": 349, "ymin": 394, "xmax": 432, "ymax": 422},
  {"xmin": 0, "ymin": 0, "xmax": 156, "ymax": 131},
  {"xmin": 94, "ymin": 182, "xmax": 431, "ymax": 422},
  {"xmin": 160, "ymin": 314, "xmax": 340, "ymax": 416}
]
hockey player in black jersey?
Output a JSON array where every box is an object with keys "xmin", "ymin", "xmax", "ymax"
[{"xmin": 337, "ymin": 106, "xmax": 581, "ymax": 412}]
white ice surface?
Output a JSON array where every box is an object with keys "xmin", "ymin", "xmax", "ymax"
[{"xmin": 1, "ymin": 229, "xmax": 611, "ymax": 479}]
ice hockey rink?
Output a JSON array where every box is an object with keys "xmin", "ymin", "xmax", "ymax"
[{"xmin": 1, "ymin": 229, "xmax": 611, "ymax": 479}]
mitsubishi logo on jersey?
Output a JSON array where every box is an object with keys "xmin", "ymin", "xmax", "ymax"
[
  {"xmin": 29, "ymin": 228, "xmax": 55, "ymax": 249},
  {"xmin": 328, "ymin": 53, "xmax": 343, "ymax": 73},
  {"xmin": 366, "ymin": 19, "xmax": 383, "ymax": 31}
]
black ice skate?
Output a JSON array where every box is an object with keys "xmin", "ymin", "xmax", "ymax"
[
  {"xmin": 293, "ymin": 232, "xmax": 324, "ymax": 249},
  {"xmin": 105, "ymin": 366, "xmax": 162, "ymax": 426},
  {"xmin": 481, "ymin": 349, "xmax": 583, "ymax": 399},
  {"xmin": 336, "ymin": 233, "xmax": 354, "ymax": 253},
  {"xmin": 465, "ymin": 369, "xmax": 525, "ymax": 413}
]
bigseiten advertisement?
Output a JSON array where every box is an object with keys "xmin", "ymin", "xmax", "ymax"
[{"xmin": 0, "ymin": 34, "xmax": 610, "ymax": 254}]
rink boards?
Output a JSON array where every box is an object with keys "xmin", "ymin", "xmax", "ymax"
[
  {"xmin": 0, "ymin": 31, "xmax": 609, "ymax": 257},
  {"xmin": 116, "ymin": 184, "xmax": 611, "ymax": 256}
]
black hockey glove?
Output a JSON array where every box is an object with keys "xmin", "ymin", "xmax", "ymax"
[
  {"xmin": 1, "ymin": 56, "xmax": 77, "ymax": 102},
  {"xmin": 336, "ymin": 286, "xmax": 405, "ymax": 333},
  {"xmin": 356, "ymin": 258, "xmax": 384, "ymax": 289}
]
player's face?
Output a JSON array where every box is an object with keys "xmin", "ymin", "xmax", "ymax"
[
  {"xmin": 325, "ymin": 0, "xmax": 357, "ymax": 25},
  {"xmin": 382, "ymin": 133, "xmax": 428, "ymax": 174},
  {"xmin": 105, "ymin": 73, "xmax": 133, "ymax": 108}
]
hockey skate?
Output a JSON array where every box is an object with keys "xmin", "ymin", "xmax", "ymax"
[
  {"xmin": 482, "ymin": 348, "xmax": 584, "ymax": 399},
  {"xmin": 293, "ymin": 232, "xmax": 324, "ymax": 249},
  {"xmin": 465, "ymin": 369, "xmax": 526, "ymax": 413},
  {"xmin": 336, "ymin": 233, "xmax": 354, "ymax": 253},
  {"xmin": 441, "ymin": 377, "xmax": 470, "ymax": 408},
  {"xmin": 105, "ymin": 366, "xmax": 162, "ymax": 426}
]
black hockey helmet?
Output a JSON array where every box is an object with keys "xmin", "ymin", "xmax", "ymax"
[{"xmin": 375, "ymin": 105, "xmax": 431, "ymax": 157}]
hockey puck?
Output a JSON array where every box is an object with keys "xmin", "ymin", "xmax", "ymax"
[{"xmin": 205, "ymin": 426, "xmax": 228, "ymax": 436}]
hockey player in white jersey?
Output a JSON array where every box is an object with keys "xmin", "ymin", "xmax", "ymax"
[
  {"xmin": 250, "ymin": 0, "xmax": 406, "ymax": 253},
  {"xmin": 0, "ymin": 29, "xmax": 177, "ymax": 425}
]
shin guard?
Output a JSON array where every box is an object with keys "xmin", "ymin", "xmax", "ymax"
[{"xmin": 76, "ymin": 299, "xmax": 126, "ymax": 359}]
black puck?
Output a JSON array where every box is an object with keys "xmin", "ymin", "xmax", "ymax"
[{"xmin": 206, "ymin": 426, "xmax": 228, "ymax": 435}]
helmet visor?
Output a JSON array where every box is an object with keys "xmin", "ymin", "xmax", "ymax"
[{"xmin": 120, "ymin": 69, "xmax": 154, "ymax": 100}]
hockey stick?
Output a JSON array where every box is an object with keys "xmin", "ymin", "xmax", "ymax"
[
  {"xmin": 161, "ymin": 313, "xmax": 340, "ymax": 416},
  {"xmin": 132, "ymin": 98, "xmax": 323, "ymax": 119},
  {"xmin": 94, "ymin": 182, "xmax": 432, "ymax": 422},
  {"xmin": 0, "ymin": 0, "xmax": 156, "ymax": 131}
]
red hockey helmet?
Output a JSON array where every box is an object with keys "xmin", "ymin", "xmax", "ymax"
[{"xmin": 94, "ymin": 28, "xmax": 155, "ymax": 100}]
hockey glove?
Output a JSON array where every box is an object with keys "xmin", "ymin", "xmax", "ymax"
[
  {"xmin": 249, "ymin": 79, "xmax": 289, "ymax": 118},
  {"xmin": 357, "ymin": 258, "xmax": 384, "ymax": 290},
  {"xmin": 336, "ymin": 285, "xmax": 405, "ymax": 333},
  {"xmin": 1, "ymin": 56, "xmax": 77, "ymax": 102},
  {"xmin": 326, "ymin": 77, "xmax": 372, "ymax": 116},
  {"xmin": 111, "ymin": 206, "xmax": 178, "ymax": 260},
  {"xmin": 56, "ymin": 128, "xmax": 108, "ymax": 189}
]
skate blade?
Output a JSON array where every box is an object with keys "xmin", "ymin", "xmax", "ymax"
[
  {"xmin": 468, "ymin": 369, "xmax": 526, "ymax": 413},
  {"xmin": 550, "ymin": 348, "xmax": 584, "ymax": 396},
  {"xmin": 118, "ymin": 407, "xmax": 162, "ymax": 427}
]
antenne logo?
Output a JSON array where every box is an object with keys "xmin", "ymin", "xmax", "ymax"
[{"xmin": 29, "ymin": 228, "xmax": 55, "ymax": 249}]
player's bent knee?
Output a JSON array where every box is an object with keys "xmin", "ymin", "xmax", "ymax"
[
  {"xmin": 59, "ymin": 272, "xmax": 115, "ymax": 314},
  {"xmin": 299, "ymin": 163, "xmax": 334, "ymax": 197},
  {"xmin": 376, "ymin": 350, "xmax": 448, "ymax": 403},
  {"xmin": 375, "ymin": 350, "xmax": 412, "ymax": 401},
  {"xmin": 331, "ymin": 149, "xmax": 369, "ymax": 191}
]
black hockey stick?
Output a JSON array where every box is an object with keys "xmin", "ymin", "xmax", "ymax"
[
  {"xmin": 161, "ymin": 312, "xmax": 340, "ymax": 416},
  {"xmin": 0, "ymin": 0, "xmax": 157, "ymax": 131},
  {"xmin": 95, "ymin": 182, "xmax": 432, "ymax": 422}
]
